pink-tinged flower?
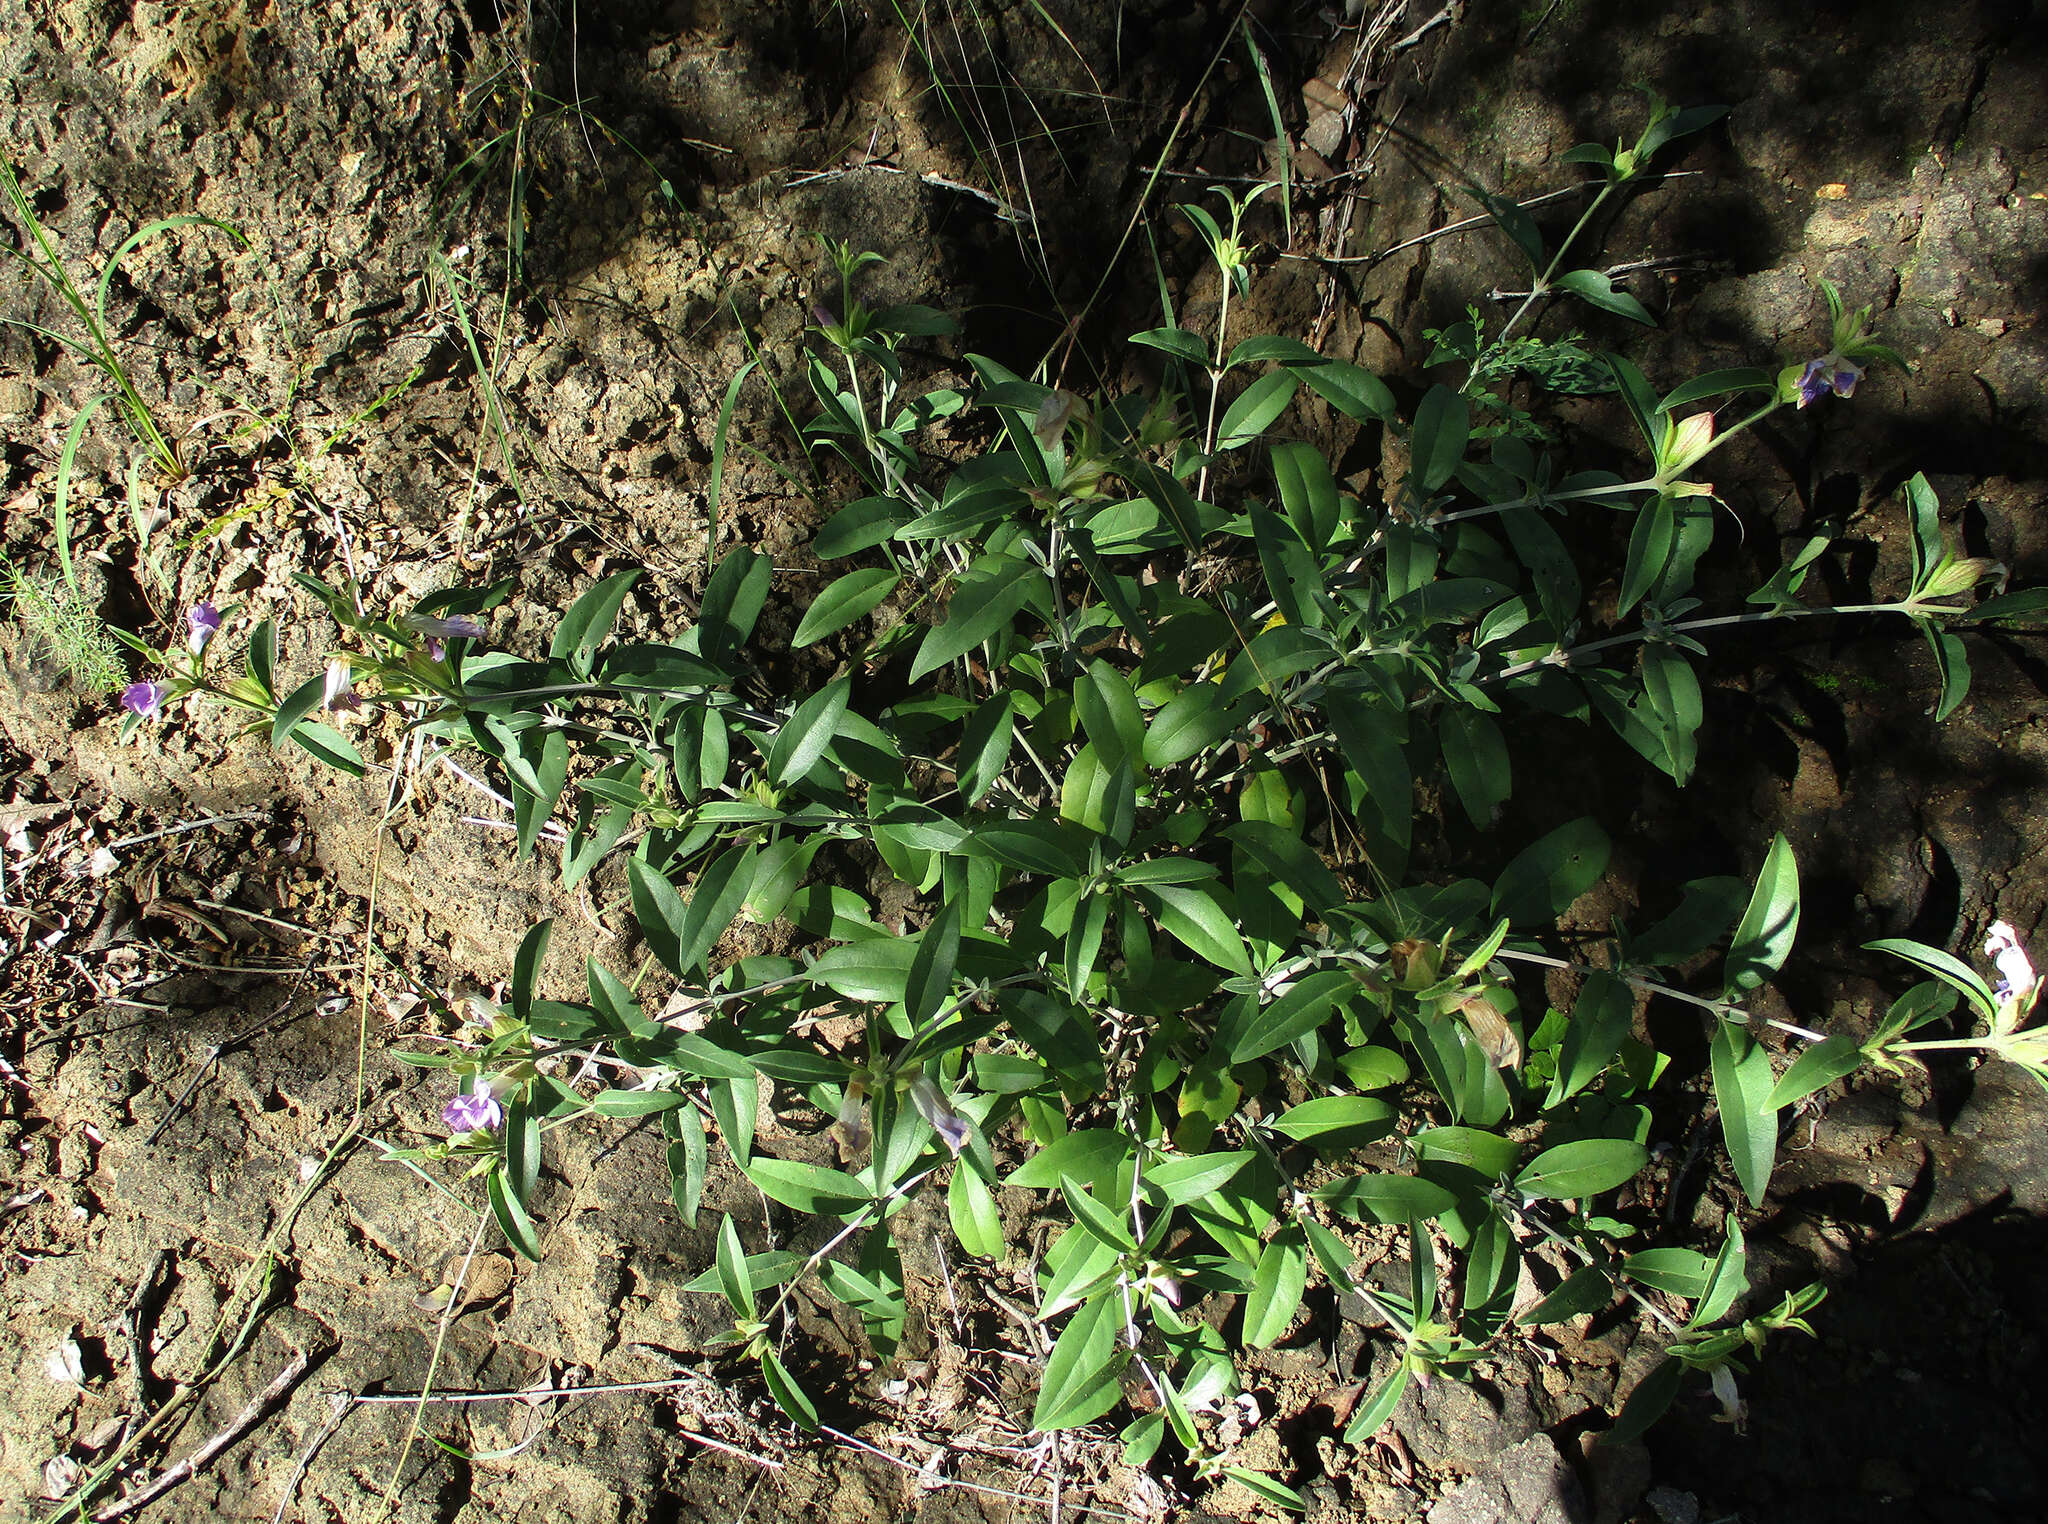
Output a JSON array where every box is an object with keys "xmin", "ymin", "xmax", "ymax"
[
  {"xmin": 402, "ymin": 612, "xmax": 486, "ymax": 641},
  {"xmin": 1795, "ymin": 355, "xmax": 1864, "ymax": 409},
  {"xmin": 322, "ymin": 660, "xmax": 362, "ymax": 715},
  {"xmin": 186, "ymin": 603, "xmax": 222, "ymax": 654},
  {"xmin": 426, "ymin": 638, "xmax": 446, "ymax": 662},
  {"xmin": 122, "ymin": 681, "xmax": 171, "ymax": 719},
  {"xmin": 443, "ymin": 1090, "xmax": 503, "ymax": 1133},
  {"xmin": 1986, "ymin": 920, "xmax": 2038, "ymax": 1005}
]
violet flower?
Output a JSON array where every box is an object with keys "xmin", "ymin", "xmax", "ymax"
[
  {"xmin": 122, "ymin": 681, "xmax": 171, "ymax": 719},
  {"xmin": 186, "ymin": 602, "xmax": 222, "ymax": 654},
  {"xmin": 908, "ymin": 1074, "xmax": 971, "ymax": 1158},
  {"xmin": 402, "ymin": 612, "xmax": 486, "ymax": 642},
  {"xmin": 443, "ymin": 1090, "xmax": 504, "ymax": 1133},
  {"xmin": 1795, "ymin": 355, "xmax": 1864, "ymax": 409}
]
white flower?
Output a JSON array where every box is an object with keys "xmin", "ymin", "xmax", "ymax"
[{"xmin": 1985, "ymin": 920, "xmax": 2038, "ymax": 1005}]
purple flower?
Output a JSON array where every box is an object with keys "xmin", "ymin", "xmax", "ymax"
[
  {"xmin": 186, "ymin": 602, "xmax": 222, "ymax": 654},
  {"xmin": 426, "ymin": 638, "xmax": 446, "ymax": 662},
  {"xmin": 443, "ymin": 1090, "xmax": 503, "ymax": 1133},
  {"xmin": 122, "ymin": 681, "xmax": 171, "ymax": 719},
  {"xmin": 1796, "ymin": 355, "xmax": 1864, "ymax": 409},
  {"xmin": 907, "ymin": 1074, "xmax": 971, "ymax": 1158},
  {"xmin": 403, "ymin": 612, "xmax": 486, "ymax": 642}
]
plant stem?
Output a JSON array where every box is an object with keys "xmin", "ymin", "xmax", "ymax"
[{"xmin": 1492, "ymin": 948, "xmax": 1829, "ymax": 1042}]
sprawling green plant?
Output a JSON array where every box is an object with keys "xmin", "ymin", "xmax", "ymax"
[{"xmin": 122, "ymin": 95, "xmax": 2048, "ymax": 1503}]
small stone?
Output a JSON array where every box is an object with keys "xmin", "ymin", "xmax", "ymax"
[{"xmin": 1644, "ymin": 1486, "xmax": 1699, "ymax": 1524}]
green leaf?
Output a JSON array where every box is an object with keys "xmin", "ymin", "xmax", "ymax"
[
  {"xmin": 1143, "ymin": 1150, "xmax": 1254, "ymax": 1207},
  {"xmin": 794, "ymin": 568, "xmax": 899, "ymax": 647},
  {"xmin": 1863, "ymin": 937, "xmax": 1999, "ymax": 1024},
  {"xmin": 487, "ymin": 1166, "xmax": 543, "ymax": 1261},
  {"xmin": 1513, "ymin": 1138, "xmax": 1648, "ymax": 1199},
  {"xmin": 504, "ymin": 1090, "xmax": 541, "ymax": 1205},
  {"xmin": 1711, "ymin": 1021, "xmax": 1778, "ymax": 1207},
  {"xmin": 1629, "ymin": 876, "xmax": 1748, "ymax": 966},
  {"xmin": 715, "ymin": 1214, "xmax": 756, "ymax": 1316},
  {"xmin": 1920, "ymin": 618, "xmax": 1971, "ymax": 722},
  {"xmin": 1477, "ymin": 189, "xmax": 1545, "ymax": 271},
  {"xmin": 287, "ymin": 720, "xmax": 366, "ymax": 777},
  {"xmin": 269, "ymin": 672, "xmax": 327, "ymax": 750},
  {"xmin": 550, "ymin": 568, "xmax": 640, "ymax": 675},
  {"xmin": 1502, "ymin": 506, "xmax": 1581, "ymax": 631},
  {"xmin": 1314, "ymin": 1173, "xmax": 1458, "ymax": 1225},
  {"xmin": 1553, "ymin": 268, "xmax": 1655, "ymax": 324},
  {"xmin": 1226, "ymin": 968, "xmax": 1357, "ymax": 1062},
  {"xmin": 963, "ymin": 819, "xmax": 1087, "ymax": 879},
  {"xmin": 744, "ymin": 1156, "xmax": 871, "ymax": 1213},
  {"xmin": 1143, "ymin": 683, "xmax": 1237, "ymax": 769},
  {"xmin": 589, "ymin": 1088, "xmax": 690, "ymax": 1116},
  {"xmin": 911, "ymin": 557, "xmax": 1036, "ymax": 681},
  {"xmin": 768, "ymin": 675, "xmax": 852, "ymax": 787},
  {"xmin": 1410, "ymin": 384, "xmax": 1470, "ymax": 493},
  {"xmin": 1033, "ymin": 1292, "xmax": 1127, "ymax": 1431},
  {"xmin": 1620, "ymin": 1247, "xmax": 1714, "ymax": 1298},
  {"xmin": 1640, "ymin": 643, "xmax": 1701, "ymax": 785},
  {"xmin": 1295, "ymin": 358, "xmax": 1397, "ymax": 424},
  {"xmin": 1491, "ymin": 817, "xmax": 1610, "ymax": 925},
  {"xmin": 1409, "ymin": 1125, "xmax": 1521, "ymax": 1179},
  {"xmin": 696, "ymin": 548, "xmax": 772, "ymax": 668},
  {"xmin": 1547, "ymin": 970, "xmax": 1634, "ymax": 1107},
  {"xmin": 1722, "ymin": 833, "xmax": 1800, "ymax": 998},
  {"xmin": 1217, "ymin": 370, "xmax": 1300, "ymax": 450},
  {"xmin": 1605, "ymin": 353, "xmax": 1662, "ymax": 455},
  {"xmin": 1521, "ymin": 1264, "xmax": 1614, "ymax": 1324},
  {"xmin": 956, "ymin": 692, "xmax": 1017, "ymax": 805},
  {"xmin": 1006, "ymin": 1129, "xmax": 1133, "ymax": 1191},
  {"xmin": 1129, "ymin": 459, "xmax": 1208, "ymax": 555},
  {"xmin": 1439, "ymin": 707, "xmax": 1511, "ymax": 828},
  {"xmin": 509, "ymin": 919, "xmax": 552, "ymax": 1023},
  {"xmin": 1076, "ymin": 659, "xmax": 1145, "ymax": 770},
  {"xmin": 815, "ymin": 495, "xmax": 912, "ymax": 559},
  {"xmin": 1223, "ymin": 821, "xmax": 1343, "ymax": 915},
  {"xmin": 1243, "ymin": 1229, "xmax": 1308, "ymax": 1348},
  {"xmin": 1270, "ymin": 439, "xmax": 1342, "ymax": 551},
  {"xmin": 666, "ymin": 1107, "xmax": 707, "ymax": 1227},
  {"xmin": 1603, "ymin": 1358, "xmax": 1684, "ymax": 1447},
  {"xmin": 1130, "ymin": 326, "xmax": 1212, "ymax": 364},
  {"xmin": 949, "ymin": 1165, "xmax": 1004, "ymax": 1258},
  {"xmin": 1660, "ymin": 367, "xmax": 1777, "ymax": 410},
  {"xmin": 1337, "ymin": 1046, "xmax": 1408, "ymax": 1090},
  {"xmin": 1619, "ymin": 494, "xmax": 1677, "ymax": 617},
  {"xmin": 630, "ymin": 846, "xmax": 757, "ymax": 978},
  {"xmin": 1227, "ymin": 334, "xmax": 1328, "ymax": 368},
  {"xmin": 1688, "ymin": 1217, "xmax": 1749, "ymax": 1328},
  {"xmin": 1061, "ymin": 1177, "xmax": 1137, "ymax": 1252},
  {"xmin": 761, "ymin": 1351, "xmax": 819, "ymax": 1431},
  {"xmin": 1270, "ymin": 1095, "xmax": 1397, "ymax": 1148},
  {"xmin": 1765, "ymin": 1031, "xmax": 1864, "ymax": 1110},
  {"xmin": 1341, "ymin": 1358, "xmax": 1411, "ymax": 1442},
  {"xmin": 1224, "ymin": 1468, "xmax": 1308, "ymax": 1513},
  {"xmin": 809, "ymin": 936, "xmax": 918, "ymax": 1004},
  {"xmin": 1140, "ymin": 883, "xmax": 1252, "ymax": 976},
  {"xmin": 905, "ymin": 897, "xmax": 964, "ymax": 1027}
]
